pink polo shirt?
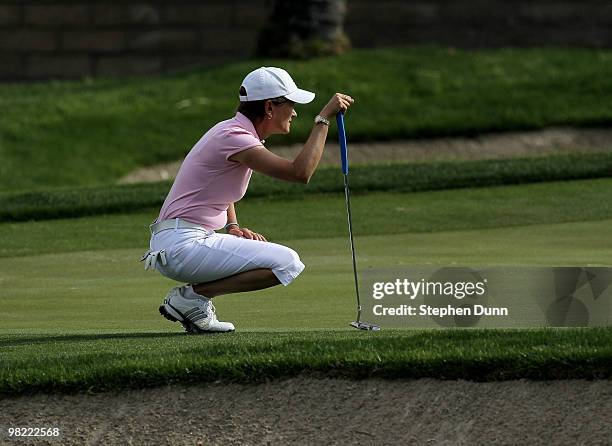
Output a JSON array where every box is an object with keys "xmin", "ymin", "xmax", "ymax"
[{"xmin": 158, "ymin": 112, "xmax": 263, "ymax": 230}]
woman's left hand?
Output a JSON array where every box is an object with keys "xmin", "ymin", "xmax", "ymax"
[{"xmin": 228, "ymin": 226, "xmax": 267, "ymax": 242}]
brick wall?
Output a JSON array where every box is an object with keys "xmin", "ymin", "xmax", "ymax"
[
  {"xmin": 0, "ymin": 1, "xmax": 271, "ymax": 80},
  {"xmin": 345, "ymin": 1, "xmax": 612, "ymax": 49},
  {"xmin": 1, "ymin": 1, "xmax": 611, "ymax": 81}
]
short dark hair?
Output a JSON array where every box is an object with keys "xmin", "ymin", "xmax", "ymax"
[
  {"xmin": 236, "ymin": 99, "xmax": 268, "ymax": 123},
  {"xmin": 236, "ymin": 86, "xmax": 294, "ymax": 124}
]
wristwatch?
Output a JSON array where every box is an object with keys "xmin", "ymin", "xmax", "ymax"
[{"xmin": 314, "ymin": 115, "xmax": 330, "ymax": 126}]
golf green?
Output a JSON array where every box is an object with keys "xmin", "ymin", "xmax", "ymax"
[{"xmin": 2, "ymin": 218, "xmax": 610, "ymax": 333}]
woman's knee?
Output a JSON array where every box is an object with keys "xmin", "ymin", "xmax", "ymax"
[
  {"xmin": 263, "ymin": 244, "xmax": 304, "ymax": 287},
  {"xmin": 276, "ymin": 246, "xmax": 304, "ymax": 271}
]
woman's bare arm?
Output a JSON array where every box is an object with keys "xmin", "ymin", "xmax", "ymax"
[{"xmin": 230, "ymin": 93, "xmax": 354, "ymax": 183}]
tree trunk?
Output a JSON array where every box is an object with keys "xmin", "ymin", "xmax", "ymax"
[{"xmin": 256, "ymin": 0, "xmax": 350, "ymax": 59}]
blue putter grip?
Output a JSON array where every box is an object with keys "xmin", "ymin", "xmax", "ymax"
[{"xmin": 336, "ymin": 112, "xmax": 349, "ymax": 174}]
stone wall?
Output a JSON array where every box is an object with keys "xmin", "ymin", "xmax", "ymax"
[
  {"xmin": 0, "ymin": 1, "xmax": 271, "ymax": 80},
  {"xmin": 1, "ymin": 1, "xmax": 611, "ymax": 81},
  {"xmin": 346, "ymin": 1, "xmax": 612, "ymax": 49}
]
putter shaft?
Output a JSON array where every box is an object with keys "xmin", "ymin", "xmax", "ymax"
[
  {"xmin": 343, "ymin": 173, "xmax": 361, "ymax": 322},
  {"xmin": 337, "ymin": 112, "xmax": 381, "ymax": 331}
]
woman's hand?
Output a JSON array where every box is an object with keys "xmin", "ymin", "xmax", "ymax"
[
  {"xmin": 228, "ymin": 226, "xmax": 267, "ymax": 242},
  {"xmin": 319, "ymin": 93, "xmax": 355, "ymax": 119}
]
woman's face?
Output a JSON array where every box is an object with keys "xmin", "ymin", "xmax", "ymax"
[{"xmin": 270, "ymin": 100, "xmax": 297, "ymax": 134}]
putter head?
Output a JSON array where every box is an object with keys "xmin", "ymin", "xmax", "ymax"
[{"xmin": 350, "ymin": 321, "xmax": 381, "ymax": 331}]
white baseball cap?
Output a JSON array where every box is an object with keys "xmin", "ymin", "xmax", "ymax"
[{"xmin": 239, "ymin": 67, "xmax": 315, "ymax": 104}]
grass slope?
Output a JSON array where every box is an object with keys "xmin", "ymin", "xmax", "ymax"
[
  {"xmin": 3, "ymin": 46, "xmax": 612, "ymax": 190},
  {"xmin": 3, "ymin": 152, "xmax": 612, "ymax": 222},
  {"xmin": 2, "ymin": 179, "xmax": 612, "ymax": 258},
  {"xmin": 1, "ymin": 330, "xmax": 611, "ymax": 395}
]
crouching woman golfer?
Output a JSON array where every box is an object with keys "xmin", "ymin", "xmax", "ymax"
[{"xmin": 143, "ymin": 67, "xmax": 354, "ymax": 333}]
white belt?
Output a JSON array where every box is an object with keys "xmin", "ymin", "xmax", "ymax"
[
  {"xmin": 149, "ymin": 218, "xmax": 212, "ymax": 235},
  {"xmin": 142, "ymin": 218, "xmax": 213, "ymax": 270}
]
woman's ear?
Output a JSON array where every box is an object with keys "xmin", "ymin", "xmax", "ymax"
[{"xmin": 265, "ymin": 100, "xmax": 273, "ymax": 119}]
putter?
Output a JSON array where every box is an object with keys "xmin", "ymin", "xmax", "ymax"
[{"xmin": 336, "ymin": 112, "xmax": 381, "ymax": 332}]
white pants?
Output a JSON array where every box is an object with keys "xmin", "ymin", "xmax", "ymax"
[{"xmin": 149, "ymin": 227, "xmax": 305, "ymax": 286}]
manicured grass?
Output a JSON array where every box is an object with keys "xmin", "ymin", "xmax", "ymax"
[
  {"xmin": 1, "ymin": 187, "xmax": 610, "ymax": 394},
  {"xmin": 3, "ymin": 46, "xmax": 612, "ymax": 191},
  {"xmin": 2, "ymin": 179, "xmax": 612, "ymax": 258},
  {"xmin": 3, "ymin": 153, "xmax": 612, "ymax": 222},
  {"xmin": 1, "ymin": 329, "xmax": 611, "ymax": 395},
  {"xmin": 1, "ymin": 218, "xmax": 610, "ymax": 335}
]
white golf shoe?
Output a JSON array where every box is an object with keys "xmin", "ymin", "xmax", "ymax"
[{"xmin": 159, "ymin": 286, "xmax": 235, "ymax": 333}]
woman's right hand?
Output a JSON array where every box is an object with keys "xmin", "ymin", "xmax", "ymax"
[{"xmin": 319, "ymin": 93, "xmax": 355, "ymax": 119}]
